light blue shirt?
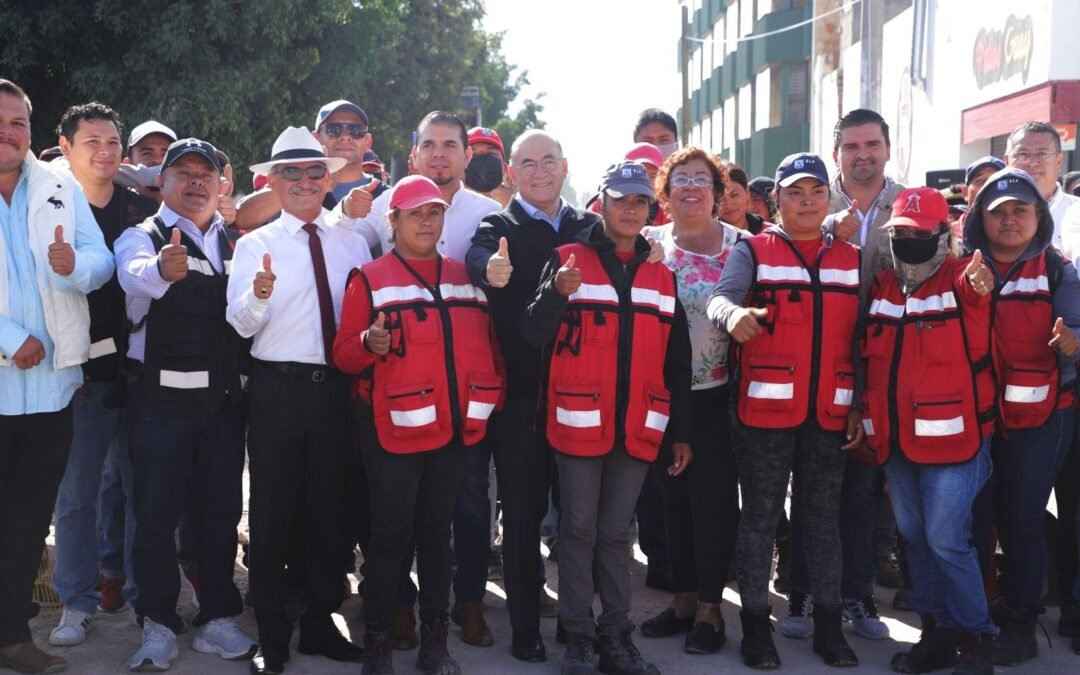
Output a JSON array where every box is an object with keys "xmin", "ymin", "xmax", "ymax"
[
  {"xmin": 516, "ymin": 196, "xmax": 570, "ymax": 231},
  {"xmin": 0, "ymin": 160, "xmax": 112, "ymax": 415}
]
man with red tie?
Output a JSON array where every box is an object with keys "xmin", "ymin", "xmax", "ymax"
[{"xmin": 226, "ymin": 127, "xmax": 373, "ymax": 674}]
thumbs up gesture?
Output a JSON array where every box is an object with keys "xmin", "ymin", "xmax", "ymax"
[
  {"xmin": 158, "ymin": 227, "xmax": 189, "ymax": 282},
  {"xmin": 729, "ymin": 306, "xmax": 768, "ymax": 343},
  {"xmin": 364, "ymin": 311, "xmax": 391, "ymax": 356},
  {"xmin": 1049, "ymin": 316, "xmax": 1080, "ymax": 357},
  {"xmin": 554, "ymin": 252, "xmax": 582, "ymax": 297},
  {"xmin": 486, "ymin": 236, "xmax": 513, "ymax": 288},
  {"xmin": 834, "ymin": 198, "xmax": 861, "ymax": 242},
  {"xmin": 965, "ymin": 249, "xmax": 994, "ymax": 296},
  {"xmin": 343, "ymin": 179, "xmax": 379, "ymax": 219},
  {"xmin": 253, "ymin": 252, "xmax": 276, "ymax": 300},
  {"xmin": 48, "ymin": 224, "xmax": 75, "ymax": 276}
]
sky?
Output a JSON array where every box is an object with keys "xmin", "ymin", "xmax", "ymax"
[{"xmin": 482, "ymin": 0, "xmax": 683, "ymax": 203}]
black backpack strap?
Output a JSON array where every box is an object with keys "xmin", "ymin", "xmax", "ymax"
[{"xmin": 1046, "ymin": 246, "xmax": 1065, "ymax": 295}]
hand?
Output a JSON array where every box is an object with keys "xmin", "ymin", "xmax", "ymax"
[
  {"xmin": 840, "ymin": 410, "xmax": 867, "ymax": 451},
  {"xmin": 158, "ymin": 228, "xmax": 188, "ymax": 282},
  {"xmin": 342, "ymin": 180, "xmax": 378, "ymax": 219},
  {"xmin": 668, "ymin": 442, "xmax": 693, "ymax": 476},
  {"xmin": 834, "ymin": 198, "xmax": 861, "ymax": 242},
  {"xmin": 728, "ymin": 306, "xmax": 767, "ymax": 343},
  {"xmin": 217, "ymin": 194, "xmax": 237, "ymax": 225},
  {"xmin": 647, "ymin": 238, "xmax": 664, "ymax": 263},
  {"xmin": 220, "ymin": 165, "xmax": 234, "ymax": 198},
  {"xmin": 965, "ymin": 249, "xmax": 994, "ymax": 296},
  {"xmin": 11, "ymin": 335, "xmax": 45, "ymax": 370},
  {"xmin": 486, "ymin": 237, "xmax": 513, "ymax": 288},
  {"xmin": 48, "ymin": 225, "xmax": 75, "ymax": 276},
  {"xmin": 74, "ymin": 385, "xmax": 91, "ymax": 402},
  {"xmin": 1049, "ymin": 317, "xmax": 1080, "ymax": 357},
  {"xmin": 554, "ymin": 253, "xmax": 582, "ymax": 297},
  {"xmin": 364, "ymin": 311, "xmax": 391, "ymax": 356},
  {"xmin": 253, "ymin": 253, "xmax": 275, "ymax": 300}
]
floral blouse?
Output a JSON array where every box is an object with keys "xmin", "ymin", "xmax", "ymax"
[{"xmin": 643, "ymin": 222, "xmax": 746, "ymax": 390}]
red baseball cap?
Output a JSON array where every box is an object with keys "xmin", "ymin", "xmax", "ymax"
[
  {"xmin": 625, "ymin": 142, "xmax": 664, "ymax": 169},
  {"xmin": 389, "ymin": 175, "xmax": 450, "ymax": 210},
  {"xmin": 467, "ymin": 127, "xmax": 504, "ymax": 156},
  {"xmin": 885, "ymin": 187, "xmax": 949, "ymax": 231}
]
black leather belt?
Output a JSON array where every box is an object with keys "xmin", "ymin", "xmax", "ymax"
[{"xmin": 254, "ymin": 359, "xmax": 338, "ymax": 382}]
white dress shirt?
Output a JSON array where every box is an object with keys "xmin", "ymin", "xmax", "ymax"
[
  {"xmin": 327, "ymin": 181, "xmax": 500, "ymax": 262},
  {"xmin": 226, "ymin": 209, "xmax": 372, "ymax": 365},
  {"xmin": 1049, "ymin": 185, "xmax": 1080, "ymax": 258}
]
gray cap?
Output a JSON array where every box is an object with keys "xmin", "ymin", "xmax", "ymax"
[{"xmin": 601, "ymin": 161, "xmax": 656, "ymax": 201}]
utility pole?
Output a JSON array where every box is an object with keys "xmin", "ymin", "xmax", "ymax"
[{"xmin": 680, "ymin": 4, "xmax": 690, "ymax": 146}]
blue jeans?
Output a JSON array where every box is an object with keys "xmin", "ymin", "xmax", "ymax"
[
  {"xmin": 52, "ymin": 382, "xmax": 136, "ymax": 614},
  {"xmin": 452, "ymin": 441, "xmax": 492, "ymax": 604},
  {"xmin": 884, "ymin": 437, "xmax": 995, "ymax": 633},
  {"xmin": 97, "ymin": 448, "xmax": 133, "ymax": 581}
]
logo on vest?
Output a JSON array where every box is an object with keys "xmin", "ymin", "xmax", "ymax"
[
  {"xmin": 47, "ymin": 197, "xmax": 64, "ymax": 209},
  {"xmin": 903, "ymin": 192, "xmax": 922, "ymax": 213}
]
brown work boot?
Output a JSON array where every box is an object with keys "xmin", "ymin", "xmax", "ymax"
[
  {"xmin": 450, "ymin": 602, "xmax": 494, "ymax": 647},
  {"xmin": 0, "ymin": 641, "xmax": 66, "ymax": 673},
  {"xmin": 393, "ymin": 607, "xmax": 419, "ymax": 651}
]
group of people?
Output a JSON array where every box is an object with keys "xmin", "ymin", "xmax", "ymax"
[{"xmin": 1, "ymin": 72, "xmax": 1080, "ymax": 675}]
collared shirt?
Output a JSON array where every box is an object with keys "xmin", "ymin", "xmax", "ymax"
[
  {"xmin": 1048, "ymin": 185, "xmax": 1080, "ymax": 257},
  {"xmin": 329, "ymin": 181, "xmax": 500, "ymax": 262},
  {"xmin": 515, "ymin": 196, "xmax": 570, "ymax": 232},
  {"xmin": 1, "ymin": 160, "xmax": 113, "ymax": 415},
  {"xmin": 115, "ymin": 204, "xmax": 227, "ymax": 362},
  {"xmin": 832, "ymin": 174, "xmax": 896, "ymax": 247},
  {"xmin": 226, "ymin": 209, "xmax": 372, "ymax": 364}
]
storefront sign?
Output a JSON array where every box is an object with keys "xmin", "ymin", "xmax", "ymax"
[
  {"xmin": 972, "ymin": 15, "xmax": 1033, "ymax": 90},
  {"xmin": 1053, "ymin": 123, "xmax": 1077, "ymax": 151}
]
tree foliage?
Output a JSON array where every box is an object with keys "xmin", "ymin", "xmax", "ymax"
[{"xmin": 0, "ymin": 0, "xmax": 542, "ymax": 186}]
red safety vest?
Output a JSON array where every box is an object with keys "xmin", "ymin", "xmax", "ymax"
[
  {"xmin": 992, "ymin": 253, "xmax": 1068, "ymax": 430},
  {"xmin": 735, "ymin": 232, "xmax": 860, "ymax": 431},
  {"xmin": 545, "ymin": 244, "xmax": 676, "ymax": 462},
  {"xmin": 862, "ymin": 256, "xmax": 995, "ymax": 465},
  {"xmin": 359, "ymin": 252, "xmax": 504, "ymax": 454}
]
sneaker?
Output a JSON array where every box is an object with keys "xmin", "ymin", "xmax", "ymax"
[
  {"xmin": 192, "ymin": 617, "xmax": 258, "ymax": 660},
  {"xmin": 781, "ymin": 592, "xmax": 814, "ymax": 639},
  {"xmin": 540, "ymin": 587, "xmax": 559, "ymax": 618},
  {"xmin": 99, "ymin": 577, "xmax": 127, "ymax": 613},
  {"xmin": 178, "ymin": 567, "xmax": 200, "ymax": 610},
  {"xmin": 129, "ymin": 618, "xmax": 178, "ymax": 671},
  {"xmin": 49, "ymin": 607, "xmax": 94, "ymax": 646},
  {"xmin": 842, "ymin": 595, "xmax": 890, "ymax": 640}
]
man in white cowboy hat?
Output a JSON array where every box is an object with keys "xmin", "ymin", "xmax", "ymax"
[
  {"xmin": 226, "ymin": 126, "xmax": 372, "ymax": 674},
  {"xmin": 113, "ymin": 137, "xmax": 258, "ymax": 671}
]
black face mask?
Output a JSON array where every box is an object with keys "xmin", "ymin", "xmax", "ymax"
[
  {"xmin": 464, "ymin": 153, "xmax": 504, "ymax": 193},
  {"xmin": 892, "ymin": 235, "xmax": 940, "ymax": 264}
]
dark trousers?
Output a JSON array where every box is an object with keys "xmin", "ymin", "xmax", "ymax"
[
  {"xmin": 453, "ymin": 441, "xmax": 492, "ymax": 604},
  {"xmin": 128, "ymin": 382, "xmax": 245, "ymax": 633},
  {"xmin": 358, "ymin": 407, "xmax": 466, "ymax": 631},
  {"xmin": 653, "ymin": 386, "xmax": 738, "ymax": 603},
  {"xmin": 0, "ymin": 406, "xmax": 73, "ymax": 648},
  {"xmin": 1058, "ymin": 425, "xmax": 1080, "ymax": 606},
  {"xmin": 248, "ymin": 362, "xmax": 351, "ymax": 647},
  {"xmin": 492, "ymin": 396, "xmax": 554, "ymax": 634},
  {"xmin": 635, "ymin": 470, "xmax": 668, "ymax": 575}
]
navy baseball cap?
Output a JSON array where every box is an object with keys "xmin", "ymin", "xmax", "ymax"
[
  {"xmin": 161, "ymin": 138, "xmax": 222, "ymax": 173},
  {"xmin": 315, "ymin": 100, "xmax": 369, "ymax": 129},
  {"xmin": 964, "ymin": 156, "xmax": 1006, "ymax": 185},
  {"xmin": 775, "ymin": 153, "xmax": 829, "ymax": 187},
  {"xmin": 601, "ymin": 161, "xmax": 656, "ymax": 201},
  {"xmin": 983, "ymin": 170, "xmax": 1040, "ymax": 211},
  {"xmin": 748, "ymin": 176, "xmax": 775, "ymax": 199}
]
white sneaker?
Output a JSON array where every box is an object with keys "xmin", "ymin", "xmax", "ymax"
[
  {"xmin": 843, "ymin": 595, "xmax": 891, "ymax": 640},
  {"xmin": 49, "ymin": 607, "xmax": 94, "ymax": 646},
  {"xmin": 781, "ymin": 591, "xmax": 815, "ymax": 639},
  {"xmin": 129, "ymin": 619, "xmax": 178, "ymax": 671},
  {"xmin": 192, "ymin": 617, "xmax": 258, "ymax": 660}
]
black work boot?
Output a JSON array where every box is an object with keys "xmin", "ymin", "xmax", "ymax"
[
  {"xmin": 596, "ymin": 627, "xmax": 659, "ymax": 675},
  {"xmin": 890, "ymin": 616, "xmax": 958, "ymax": 673},
  {"xmin": 952, "ymin": 631, "xmax": 993, "ymax": 675},
  {"xmin": 561, "ymin": 632, "xmax": 597, "ymax": 675},
  {"xmin": 415, "ymin": 619, "xmax": 460, "ymax": 675},
  {"xmin": 990, "ymin": 600, "xmax": 1036, "ymax": 665},
  {"xmin": 739, "ymin": 607, "xmax": 780, "ymax": 669},
  {"xmin": 811, "ymin": 603, "xmax": 858, "ymax": 667},
  {"xmin": 362, "ymin": 628, "xmax": 395, "ymax": 675}
]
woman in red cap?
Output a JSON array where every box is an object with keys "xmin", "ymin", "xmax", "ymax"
[{"xmin": 333, "ymin": 175, "xmax": 505, "ymax": 675}]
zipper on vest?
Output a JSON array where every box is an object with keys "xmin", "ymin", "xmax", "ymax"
[
  {"xmin": 389, "ymin": 387, "xmax": 434, "ymax": 399},
  {"xmin": 912, "ymin": 399, "xmax": 962, "ymax": 408},
  {"xmin": 1008, "ymin": 366, "xmax": 1049, "ymax": 375},
  {"xmin": 555, "ymin": 390, "xmax": 600, "ymax": 401},
  {"xmin": 886, "ymin": 319, "xmax": 906, "ymax": 453},
  {"xmin": 648, "ymin": 392, "xmax": 670, "ymax": 404},
  {"xmin": 754, "ymin": 364, "xmax": 796, "ymax": 374}
]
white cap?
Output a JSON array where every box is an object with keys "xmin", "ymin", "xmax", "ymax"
[{"xmin": 128, "ymin": 121, "xmax": 177, "ymax": 149}]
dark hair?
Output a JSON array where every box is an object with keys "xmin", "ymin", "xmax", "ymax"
[
  {"xmin": 55, "ymin": 102, "xmax": 122, "ymax": 142},
  {"xmin": 832, "ymin": 108, "xmax": 890, "ymax": 151},
  {"xmin": 0, "ymin": 79, "xmax": 32, "ymax": 116},
  {"xmin": 655, "ymin": 147, "xmax": 727, "ymax": 219},
  {"xmin": 725, "ymin": 163, "xmax": 749, "ymax": 190},
  {"xmin": 416, "ymin": 111, "xmax": 468, "ymax": 149},
  {"xmin": 1064, "ymin": 171, "xmax": 1080, "ymax": 194},
  {"xmin": 633, "ymin": 108, "xmax": 678, "ymax": 141},
  {"xmin": 1007, "ymin": 121, "xmax": 1063, "ymax": 153}
]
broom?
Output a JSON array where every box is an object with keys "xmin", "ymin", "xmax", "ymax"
[{"xmin": 32, "ymin": 546, "xmax": 60, "ymax": 609}]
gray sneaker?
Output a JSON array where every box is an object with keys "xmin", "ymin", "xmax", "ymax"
[
  {"xmin": 843, "ymin": 595, "xmax": 890, "ymax": 640},
  {"xmin": 130, "ymin": 619, "xmax": 178, "ymax": 671},
  {"xmin": 192, "ymin": 617, "xmax": 258, "ymax": 660},
  {"xmin": 781, "ymin": 592, "xmax": 814, "ymax": 639}
]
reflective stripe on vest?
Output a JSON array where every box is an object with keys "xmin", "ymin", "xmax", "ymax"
[
  {"xmin": 748, "ymin": 381, "xmax": 794, "ymax": 399},
  {"xmin": 1000, "ymin": 275, "xmax": 1049, "ymax": 296},
  {"xmin": 756, "ymin": 264, "xmax": 811, "ymax": 283},
  {"xmin": 645, "ymin": 410, "xmax": 670, "ymax": 432},
  {"xmin": 568, "ymin": 283, "xmax": 620, "ymax": 304},
  {"xmin": 630, "ymin": 287, "xmax": 676, "ymax": 314},
  {"xmin": 1004, "ymin": 384, "xmax": 1050, "ymax": 404},
  {"xmin": 556, "ymin": 406, "xmax": 601, "ymax": 428},
  {"xmin": 914, "ymin": 415, "xmax": 965, "ymax": 437},
  {"xmin": 391, "ymin": 405, "xmax": 437, "ymax": 427},
  {"xmin": 160, "ymin": 369, "xmax": 209, "ymax": 389},
  {"xmin": 467, "ymin": 400, "xmax": 496, "ymax": 420},
  {"xmin": 819, "ymin": 267, "xmax": 860, "ymax": 286},
  {"xmin": 186, "ymin": 256, "xmax": 216, "ymax": 275},
  {"xmin": 905, "ymin": 292, "xmax": 957, "ymax": 315},
  {"xmin": 88, "ymin": 337, "xmax": 117, "ymax": 360}
]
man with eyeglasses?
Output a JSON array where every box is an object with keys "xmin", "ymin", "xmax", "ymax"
[
  {"xmin": 1005, "ymin": 121, "xmax": 1080, "ymax": 258},
  {"xmin": 227, "ymin": 126, "xmax": 373, "ymax": 674}
]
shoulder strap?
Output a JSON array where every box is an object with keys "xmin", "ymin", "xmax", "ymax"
[
  {"xmin": 136, "ymin": 216, "xmax": 168, "ymax": 253},
  {"xmin": 1046, "ymin": 246, "xmax": 1065, "ymax": 295}
]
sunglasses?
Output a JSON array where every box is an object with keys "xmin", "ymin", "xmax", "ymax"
[
  {"xmin": 321, "ymin": 122, "xmax": 368, "ymax": 139},
  {"xmin": 890, "ymin": 226, "xmax": 937, "ymax": 240},
  {"xmin": 274, "ymin": 165, "xmax": 328, "ymax": 181}
]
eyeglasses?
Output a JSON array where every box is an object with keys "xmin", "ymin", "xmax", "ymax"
[
  {"xmin": 515, "ymin": 158, "xmax": 562, "ymax": 175},
  {"xmin": 321, "ymin": 122, "xmax": 368, "ymax": 139},
  {"xmin": 671, "ymin": 176, "xmax": 713, "ymax": 188},
  {"xmin": 890, "ymin": 227, "xmax": 937, "ymax": 240},
  {"xmin": 1008, "ymin": 150, "xmax": 1058, "ymax": 163},
  {"xmin": 274, "ymin": 165, "xmax": 328, "ymax": 181}
]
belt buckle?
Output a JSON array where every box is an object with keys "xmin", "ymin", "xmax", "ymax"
[{"xmin": 312, "ymin": 369, "xmax": 326, "ymax": 383}]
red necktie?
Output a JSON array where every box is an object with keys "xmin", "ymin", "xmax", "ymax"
[{"xmin": 302, "ymin": 223, "xmax": 337, "ymax": 367}]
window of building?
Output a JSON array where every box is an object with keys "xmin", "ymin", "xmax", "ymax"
[
  {"xmin": 786, "ymin": 61, "xmax": 809, "ymax": 125},
  {"xmin": 756, "ymin": 68, "xmax": 772, "ymax": 133}
]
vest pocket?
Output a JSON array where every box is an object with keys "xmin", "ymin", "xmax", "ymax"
[
  {"xmin": 862, "ymin": 389, "xmax": 882, "ymax": 451},
  {"xmin": 386, "ymin": 381, "xmax": 439, "ymax": 438},
  {"xmin": 552, "ymin": 380, "xmax": 604, "ymax": 441},
  {"xmin": 639, "ymin": 384, "xmax": 671, "ymax": 446},
  {"xmin": 464, "ymin": 374, "xmax": 503, "ymax": 432},
  {"xmin": 911, "ymin": 393, "xmax": 966, "ymax": 445},
  {"xmin": 824, "ymin": 360, "xmax": 856, "ymax": 419},
  {"xmin": 1001, "ymin": 361, "xmax": 1056, "ymax": 427},
  {"xmin": 744, "ymin": 355, "xmax": 797, "ymax": 412}
]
